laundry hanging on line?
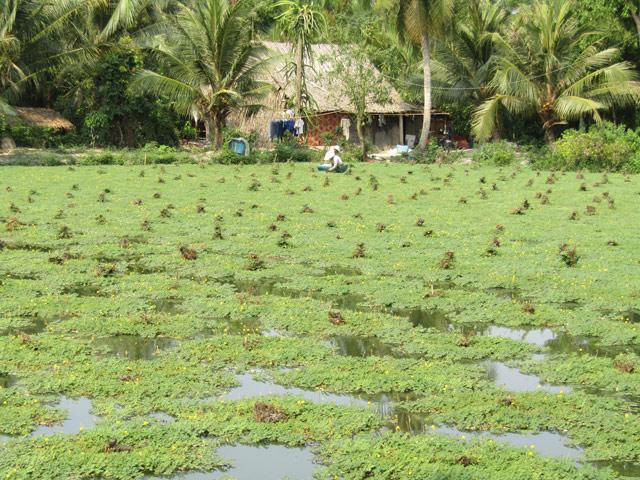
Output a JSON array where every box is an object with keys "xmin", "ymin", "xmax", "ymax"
[{"xmin": 269, "ymin": 119, "xmax": 299, "ymax": 141}]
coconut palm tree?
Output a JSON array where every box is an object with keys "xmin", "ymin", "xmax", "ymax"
[
  {"xmin": 274, "ymin": 0, "xmax": 326, "ymax": 116},
  {"xmin": 432, "ymin": 0, "xmax": 508, "ymax": 105},
  {"xmin": 131, "ymin": 0, "xmax": 268, "ymax": 147},
  {"xmin": 473, "ymin": 0, "xmax": 640, "ymax": 142},
  {"xmin": 0, "ymin": 0, "xmax": 26, "ymax": 113},
  {"xmin": 397, "ymin": 0, "xmax": 455, "ymax": 149}
]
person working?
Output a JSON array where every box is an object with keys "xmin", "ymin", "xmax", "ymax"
[{"xmin": 318, "ymin": 146, "xmax": 347, "ymax": 173}]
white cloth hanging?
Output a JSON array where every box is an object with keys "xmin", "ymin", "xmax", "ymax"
[
  {"xmin": 340, "ymin": 118, "xmax": 351, "ymax": 141},
  {"xmin": 294, "ymin": 118, "xmax": 305, "ymax": 135}
]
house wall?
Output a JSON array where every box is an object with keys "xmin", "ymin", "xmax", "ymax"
[
  {"xmin": 367, "ymin": 115, "xmax": 402, "ymax": 148},
  {"xmin": 305, "ymin": 113, "xmax": 343, "ymax": 147},
  {"xmin": 229, "ymin": 102, "xmax": 452, "ymax": 150}
]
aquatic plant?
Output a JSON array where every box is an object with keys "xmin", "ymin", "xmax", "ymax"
[
  {"xmin": 246, "ymin": 253, "xmax": 265, "ymax": 270},
  {"xmin": 277, "ymin": 231, "xmax": 292, "ymax": 247},
  {"xmin": 559, "ymin": 243, "xmax": 580, "ymax": 267},
  {"xmin": 328, "ymin": 310, "xmax": 345, "ymax": 326},
  {"xmin": 58, "ymin": 225, "xmax": 73, "ymax": 239},
  {"xmin": 440, "ymin": 251, "xmax": 455, "ymax": 269},
  {"xmin": 253, "ymin": 402, "xmax": 288, "ymax": 423},
  {"xmin": 180, "ymin": 246, "xmax": 197, "ymax": 260}
]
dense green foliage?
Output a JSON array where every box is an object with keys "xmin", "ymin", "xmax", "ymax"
[
  {"xmin": 0, "ymin": 0, "xmax": 637, "ymax": 149},
  {"xmin": 547, "ymin": 123, "xmax": 640, "ymax": 173}
]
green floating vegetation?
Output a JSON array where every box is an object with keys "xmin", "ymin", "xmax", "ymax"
[{"xmin": 0, "ymin": 164, "xmax": 639, "ymax": 479}]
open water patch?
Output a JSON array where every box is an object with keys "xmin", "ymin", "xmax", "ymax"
[
  {"xmin": 149, "ymin": 298, "xmax": 182, "ymax": 315},
  {"xmin": 329, "ymin": 335, "xmax": 400, "ymax": 358},
  {"xmin": 95, "ymin": 336, "xmax": 179, "ymax": 360},
  {"xmin": 219, "ymin": 275, "xmax": 367, "ymax": 312},
  {"xmin": 398, "ymin": 307, "xmax": 453, "ymax": 332},
  {"xmin": 545, "ymin": 334, "xmax": 640, "ymax": 358},
  {"xmin": 434, "ymin": 426, "xmax": 583, "ymax": 459},
  {"xmin": 219, "ymin": 373, "xmax": 369, "ymax": 408},
  {"xmin": 484, "ymin": 326, "xmax": 556, "ymax": 347},
  {"xmin": 147, "ymin": 444, "xmax": 316, "ymax": 480},
  {"xmin": 590, "ymin": 461, "xmax": 640, "ymax": 478},
  {"xmin": 623, "ymin": 309, "xmax": 640, "ymax": 324},
  {"xmin": 0, "ymin": 373, "xmax": 18, "ymax": 388},
  {"xmin": 61, "ymin": 284, "xmax": 106, "ymax": 297},
  {"xmin": 224, "ymin": 277, "xmax": 288, "ymax": 297},
  {"xmin": 0, "ymin": 316, "xmax": 50, "ymax": 336},
  {"xmin": 487, "ymin": 287, "xmax": 522, "ymax": 301},
  {"xmin": 485, "ymin": 361, "xmax": 571, "ymax": 394},
  {"xmin": 393, "ymin": 412, "xmax": 582, "ymax": 459},
  {"xmin": 148, "ymin": 412, "xmax": 175, "ymax": 424},
  {"xmin": 217, "ymin": 372, "xmax": 418, "ymax": 419},
  {"xmin": 31, "ymin": 397, "xmax": 98, "ymax": 437},
  {"xmin": 225, "ymin": 317, "xmax": 262, "ymax": 336}
]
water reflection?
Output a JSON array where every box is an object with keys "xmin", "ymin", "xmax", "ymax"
[
  {"xmin": 394, "ymin": 411, "xmax": 582, "ymax": 459},
  {"xmin": 95, "ymin": 336, "xmax": 178, "ymax": 360},
  {"xmin": 623, "ymin": 309, "xmax": 639, "ymax": 324},
  {"xmin": 485, "ymin": 327, "xmax": 556, "ymax": 347},
  {"xmin": 149, "ymin": 298, "xmax": 182, "ymax": 314},
  {"xmin": 148, "ymin": 412, "xmax": 175, "ymax": 424},
  {"xmin": 546, "ymin": 334, "xmax": 640, "ymax": 358},
  {"xmin": 31, "ymin": 397, "xmax": 98, "ymax": 437},
  {"xmin": 329, "ymin": 335, "xmax": 399, "ymax": 358},
  {"xmin": 147, "ymin": 444, "xmax": 316, "ymax": 480},
  {"xmin": 399, "ymin": 308, "xmax": 452, "ymax": 332},
  {"xmin": 226, "ymin": 317, "xmax": 262, "ymax": 336},
  {"xmin": 485, "ymin": 362, "xmax": 571, "ymax": 394},
  {"xmin": 0, "ymin": 373, "xmax": 17, "ymax": 388},
  {"xmin": 0, "ymin": 316, "xmax": 49, "ymax": 336},
  {"xmin": 219, "ymin": 373, "xmax": 368, "ymax": 407},
  {"xmin": 590, "ymin": 460, "xmax": 640, "ymax": 478},
  {"xmin": 61, "ymin": 284, "xmax": 105, "ymax": 297}
]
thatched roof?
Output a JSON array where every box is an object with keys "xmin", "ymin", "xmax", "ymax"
[
  {"xmin": 14, "ymin": 107, "xmax": 74, "ymax": 130},
  {"xmin": 262, "ymin": 42, "xmax": 422, "ymax": 115}
]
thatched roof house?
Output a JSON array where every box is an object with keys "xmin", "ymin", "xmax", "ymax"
[
  {"xmin": 13, "ymin": 107, "xmax": 74, "ymax": 131},
  {"xmin": 229, "ymin": 41, "xmax": 449, "ymax": 148}
]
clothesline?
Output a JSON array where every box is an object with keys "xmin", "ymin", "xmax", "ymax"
[{"xmin": 276, "ymin": 111, "xmax": 438, "ymax": 119}]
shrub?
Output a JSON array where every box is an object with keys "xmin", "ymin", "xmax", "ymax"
[
  {"xmin": 412, "ymin": 143, "xmax": 444, "ymax": 164},
  {"xmin": 473, "ymin": 141, "xmax": 517, "ymax": 166},
  {"xmin": 211, "ymin": 149, "xmax": 257, "ymax": 165},
  {"xmin": 180, "ymin": 121, "xmax": 197, "ymax": 141},
  {"xmin": 550, "ymin": 122, "xmax": 640, "ymax": 172},
  {"xmin": 269, "ymin": 144, "xmax": 320, "ymax": 163},
  {"xmin": 83, "ymin": 152, "xmax": 116, "ymax": 165},
  {"xmin": 628, "ymin": 151, "xmax": 640, "ymax": 174}
]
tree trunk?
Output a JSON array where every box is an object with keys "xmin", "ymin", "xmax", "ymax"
[
  {"xmin": 204, "ymin": 118, "xmax": 212, "ymax": 144},
  {"xmin": 212, "ymin": 115, "xmax": 224, "ymax": 149},
  {"xmin": 631, "ymin": 11, "xmax": 640, "ymax": 44},
  {"xmin": 356, "ymin": 117, "xmax": 367, "ymax": 161},
  {"xmin": 295, "ymin": 34, "xmax": 304, "ymax": 116},
  {"xmin": 543, "ymin": 121, "xmax": 556, "ymax": 144},
  {"xmin": 418, "ymin": 32, "xmax": 432, "ymax": 150}
]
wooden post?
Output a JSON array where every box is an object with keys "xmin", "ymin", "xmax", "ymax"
[{"xmin": 399, "ymin": 115, "xmax": 405, "ymax": 145}]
